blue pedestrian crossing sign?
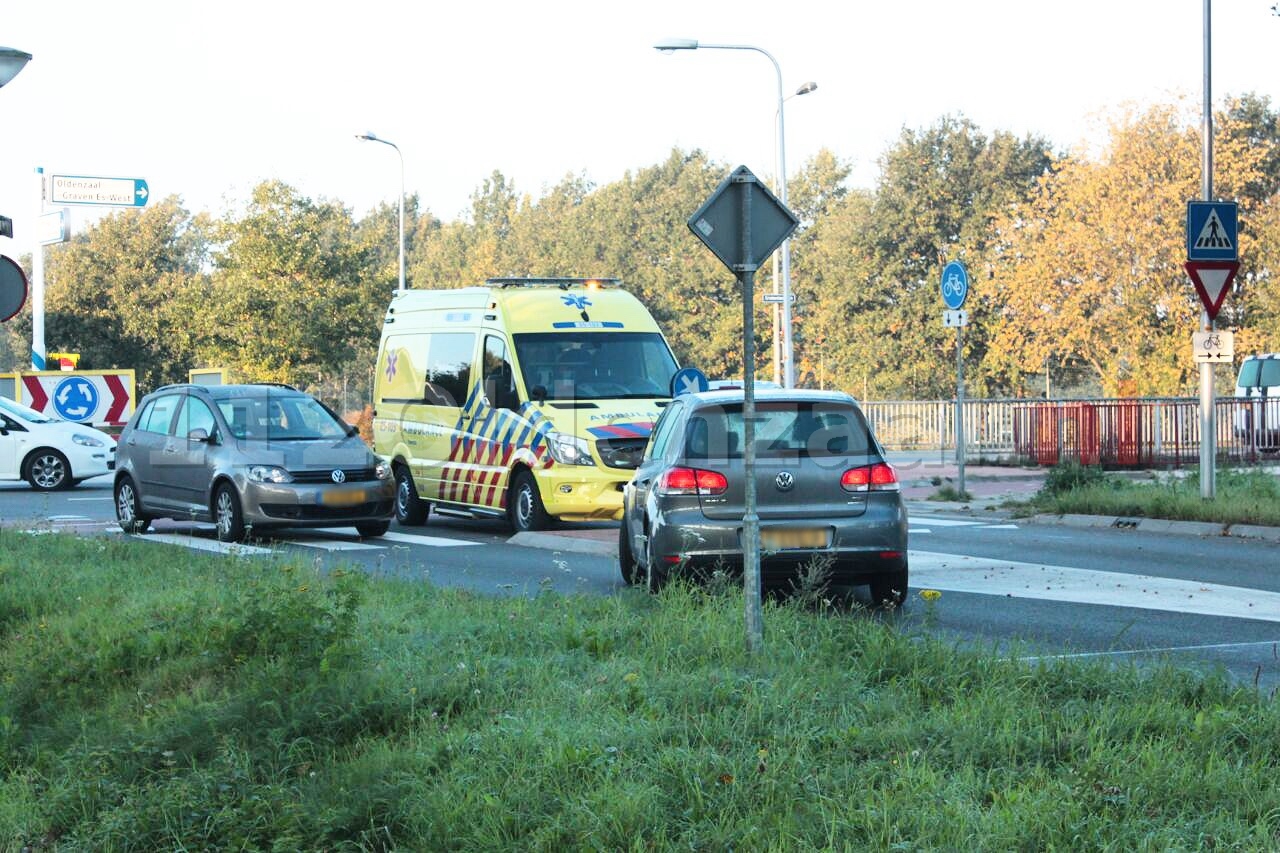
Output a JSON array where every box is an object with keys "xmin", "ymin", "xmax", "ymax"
[{"xmin": 1186, "ymin": 201, "xmax": 1238, "ymax": 261}]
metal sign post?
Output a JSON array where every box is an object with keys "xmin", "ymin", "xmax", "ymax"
[
  {"xmin": 687, "ymin": 165, "xmax": 798, "ymax": 654},
  {"xmin": 941, "ymin": 260, "xmax": 970, "ymax": 496}
]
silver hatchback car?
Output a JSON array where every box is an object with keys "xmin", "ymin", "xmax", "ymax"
[
  {"xmin": 619, "ymin": 389, "xmax": 909, "ymax": 605},
  {"xmin": 114, "ymin": 383, "xmax": 395, "ymax": 542}
]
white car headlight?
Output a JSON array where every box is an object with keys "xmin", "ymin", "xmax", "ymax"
[
  {"xmin": 247, "ymin": 465, "xmax": 293, "ymax": 483},
  {"xmin": 546, "ymin": 431, "xmax": 595, "ymax": 466},
  {"xmin": 72, "ymin": 433, "xmax": 105, "ymax": 447}
]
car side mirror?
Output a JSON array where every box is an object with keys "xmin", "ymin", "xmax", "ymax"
[
  {"xmin": 532, "ymin": 384, "xmax": 548, "ymax": 404},
  {"xmin": 188, "ymin": 427, "xmax": 212, "ymax": 443}
]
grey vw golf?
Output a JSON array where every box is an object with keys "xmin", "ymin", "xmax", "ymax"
[
  {"xmin": 114, "ymin": 384, "xmax": 394, "ymax": 542},
  {"xmin": 619, "ymin": 389, "xmax": 909, "ymax": 605}
]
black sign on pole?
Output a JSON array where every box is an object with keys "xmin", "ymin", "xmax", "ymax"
[
  {"xmin": 687, "ymin": 166, "xmax": 799, "ymax": 273},
  {"xmin": 0, "ymin": 215, "xmax": 12, "ymax": 239},
  {"xmin": 686, "ymin": 166, "xmax": 798, "ymax": 654}
]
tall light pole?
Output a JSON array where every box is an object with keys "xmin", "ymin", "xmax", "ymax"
[
  {"xmin": 0, "ymin": 47, "xmax": 33, "ymax": 88},
  {"xmin": 654, "ymin": 38, "xmax": 802, "ymax": 387},
  {"xmin": 771, "ymin": 81, "xmax": 817, "ymax": 385},
  {"xmin": 355, "ymin": 131, "xmax": 406, "ymax": 292}
]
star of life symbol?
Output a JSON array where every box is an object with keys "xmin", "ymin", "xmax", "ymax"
[
  {"xmin": 384, "ymin": 348, "xmax": 399, "ymax": 382},
  {"xmin": 561, "ymin": 294, "xmax": 592, "ymax": 310}
]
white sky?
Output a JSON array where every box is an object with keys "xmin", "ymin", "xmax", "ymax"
[{"xmin": 1, "ymin": 0, "xmax": 1277, "ymax": 249}]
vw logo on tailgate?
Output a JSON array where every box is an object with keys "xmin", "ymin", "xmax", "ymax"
[
  {"xmin": 330, "ymin": 469, "xmax": 346, "ymax": 484},
  {"xmin": 775, "ymin": 471, "xmax": 795, "ymax": 492}
]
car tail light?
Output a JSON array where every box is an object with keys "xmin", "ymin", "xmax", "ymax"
[
  {"xmin": 841, "ymin": 462, "xmax": 899, "ymax": 493},
  {"xmin": 657, "ymin": 466, "xmax": 729, "ymax": 496}
]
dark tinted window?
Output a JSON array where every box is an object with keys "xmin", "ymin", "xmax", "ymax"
[
  {"xmin": 685, "ymin": 402, "xmax": 872, "ymax": 460},
  {"xmin": 139, "ymin": 395, "xmax": 181, "ymax": 435},
  {"xmin": 1262, "ymin": 360, "xmax": 1280, "ymax": 387},
  {"xmin": 483, "ymin": 335, "xmax": 519, "ymax": 411},
  {"xmin": 513, "ymin": 332, "xmax": 677, "ymax": 400},
  {"xmin": 425, "ymin": 333, "xmax": 474, "ymax": 407}
]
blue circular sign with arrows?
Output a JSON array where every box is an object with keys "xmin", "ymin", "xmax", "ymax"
[
  {"xmin": 52, "ymin": 376, "xmax": 99, "ymax": 422},
  {"xmin": 670, "ymin": 366, "xmax": 709, "ymax": 397},
  {"xmin": 940, "ymin": 260, "xmax": 970, "ymax": 310}
]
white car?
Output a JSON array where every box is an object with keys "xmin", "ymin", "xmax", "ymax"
[{"xmin": 0, "ymin": 395, "xmax": 116, "ymax": 490}]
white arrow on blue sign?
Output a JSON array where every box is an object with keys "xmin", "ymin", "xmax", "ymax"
[
  {"xmin": 670, "ymin": 366, "xmax": 709, "ymax": 397},
  {"xmin": 1186, "ymin": 201, "xmax": 1237, "ymax": 261},
  {"xmin": 48, "ymin": 175, "xmax": 150, "ymax": 208}
]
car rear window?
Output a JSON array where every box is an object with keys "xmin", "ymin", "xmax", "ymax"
[{"xmin": 684, "ymin": 402, "xmax": 872, "ymax": 460}]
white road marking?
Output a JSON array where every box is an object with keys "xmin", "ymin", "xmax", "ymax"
[
  {"xmin": 1017, "ymin": 639, "xmax": 1280, "ymax": 662},
  {"xmin": 910, "ymin": 528, "xmax": 933, "ymax": 534},
  {"xmin": 310, "ymin": 528, "xmax": 480, "ymax": 548},
  {"xmin": 137, "ymin": 533, "xmax": 274, "ymax": 557},
  {"xmin": 290, "ymin": 538, "xmax": 384, "ymax": 552},
  {"xmin": 67, "ymin": 497, "xmax": 112, "ymax": 502},
  {"xmin": 908, "ymin": 517, "xmax": 986, "ymax": 527},
  {"xmin": 911, "ymin": 550, "xmax": 1280, "ymax": 623},
  {"xmin": 48, "ymin": 514, "xmax": 91, "ymax": 521}
]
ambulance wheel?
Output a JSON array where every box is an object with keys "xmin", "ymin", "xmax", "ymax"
[
  {"xmin": 509, "ymin": 470, "xmax": 552, "ymax": 532},
  {"xmin": 394, "ymin": 465, "xmax": 430, "ymax": 526}
]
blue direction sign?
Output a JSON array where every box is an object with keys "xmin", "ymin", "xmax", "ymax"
[
  {"xmin": 48, "ymin": 175, "xmax": 150, "ymax": 208},
  {"xmin": 670, "ymin": 366, "xmax": 709, "ymax": 397},
  {"xmin": 940, "ymin": 260, "xmax": 969, "ymax": 310},
  {"xmin": 1186, "ymin": 201, "xmax": 1237, "ymax": 261}
]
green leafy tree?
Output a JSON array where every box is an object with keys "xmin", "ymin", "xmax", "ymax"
[
  {"xmin": 11, "ymin": 197, "xmax": 211, "ymax": 391},
  {"xmin": 204, "ymin": 181, "xmax": 379, "ymax": 390}
]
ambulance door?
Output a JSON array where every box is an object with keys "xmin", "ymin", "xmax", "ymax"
[{"xmin": 419, "ymin": 332, "xmax": 477, "ymax": 504}]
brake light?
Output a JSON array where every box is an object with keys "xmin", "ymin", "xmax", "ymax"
[
  {"xmin": 841, "ymin": 462, "xmax": 899, "ymax": 492},
  {"xmin": 657, "ymin": 466, "xmax": 729, "ymax": 496}
]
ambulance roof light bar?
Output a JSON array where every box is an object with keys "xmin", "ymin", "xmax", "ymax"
[{"xmin": 486, "ymin": 277, "xmax": 621, "ymax": 289}]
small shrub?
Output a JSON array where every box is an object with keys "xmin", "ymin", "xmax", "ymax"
[{"xmin": 1041, "ymin": 460, "xmax": 1114, "ymax": 496}]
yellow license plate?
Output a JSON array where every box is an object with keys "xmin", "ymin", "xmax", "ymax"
[
  {"xmin": 321, "ymin": 489, "xmax": 367, "ymax": 507},
  {"xmin": 760, "ymin": 528, "xmax": 828, "ymax": 550}
]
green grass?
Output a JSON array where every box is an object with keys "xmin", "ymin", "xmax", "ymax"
[
  {"xmin": 1027, "ymin": 461, "xmax": 1280, "ymax": 526},
  {"xmin": 5, "ymin": 531, "xmax": 1280, "ymax": 849}
]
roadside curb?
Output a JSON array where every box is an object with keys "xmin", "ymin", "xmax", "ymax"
[
  {"xmin": 509, "ymin": 531, "xmax": 615, "ymax": 556},
  {"xmin": 1023, "ymin": 513, "xmax": 1280, "ymax": 541}
]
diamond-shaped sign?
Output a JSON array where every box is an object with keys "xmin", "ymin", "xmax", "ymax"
[{"xmin": 687, "ymin": 166, "xmax": 799, "ymax": 274}]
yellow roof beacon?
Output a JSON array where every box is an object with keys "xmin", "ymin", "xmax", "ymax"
[{"xmin": 373, "ymin": 277, "xmax": 678, "ymax": 531}]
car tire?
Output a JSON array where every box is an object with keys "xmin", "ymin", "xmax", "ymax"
[
  {"xmin": 618, "ymin": 522, "xmax": 642, "ymax": 585},
  {"xmin": 114, "ymin": 476, "xmax": 152, "ymax": 534},
  {"xmin": 868, "ymin": 568, "xmax": 909, "ymax": 609},
  {"xmin": 213, "ymin": 483, "xmax": 247, "ymax": 543},
  {"xmin": 356, "ymin": 520, "xmax": 390, "ymax": 538},
  {"xmin": 509, "ymin": 469, "xmax": 552, "ymax": 532},
  {"xmin": 25, "ymin": 449, "xmax": 71, "ymax": 491},
  {"xmin": 394, "ymin": 465, "xmax": 430, "ymax": 526},
  {"xmin": 644, "ymin": 525, "xmax": 668, "ymax": 593}
]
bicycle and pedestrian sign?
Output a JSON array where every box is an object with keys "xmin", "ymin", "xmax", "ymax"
[
  {"xmin": 1192, "ymin": 330, "xmax": 1233, "ymax": 363},
  {"xmin": 940, "ymin": 260, "xmax": 969, "ymax": 310}
]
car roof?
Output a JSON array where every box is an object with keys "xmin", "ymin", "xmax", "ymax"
[
  {"xmin": 146, "ymin": 383, "xmax": 303, "ymax": 400},
  {"xmin": 679, "ymin": 388, "xmax": 858, "ymax": 408}
]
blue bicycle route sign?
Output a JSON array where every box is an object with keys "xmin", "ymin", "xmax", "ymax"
[{"xmin": 940, "ymin": 260, "xmax": 969, "ymax": 310}]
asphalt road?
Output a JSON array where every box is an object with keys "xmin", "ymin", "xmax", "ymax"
[{"xmin": 5, "ymin": 473, "xmax": 1280, "ymax": 693}]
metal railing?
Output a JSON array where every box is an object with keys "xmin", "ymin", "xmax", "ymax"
[{"xmin": 861, "ymin": 397, "xmax": 1280, "ymax": 467}]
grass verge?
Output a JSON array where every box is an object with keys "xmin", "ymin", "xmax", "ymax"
[
  {"xmin": 4, "ymin": 531, "xmax": 1280, "ymax": 849},
  {"xmin": 1025, "ymin": 461, "xmax": 1280, "ymax": 526}
]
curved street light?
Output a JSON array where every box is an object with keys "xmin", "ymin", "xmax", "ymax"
[
  {"xmin": 770, "ymin": 81, "xmax": 817, "ymax": 384},
  {"xmin": 0, "ymin": 47, "xmax": 33, "ymax": 89},
  {"xmin": 355, "ymin": 131, "xmax": 406, "ymax": 292},
  {"xmin": 653, "ymin": 38, "xmax": 804, "ymax": 388}
]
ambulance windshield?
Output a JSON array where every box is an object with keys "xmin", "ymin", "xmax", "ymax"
[{"xmin": 513, "ymin": 332, "xmax": 678, "ymax": 401}]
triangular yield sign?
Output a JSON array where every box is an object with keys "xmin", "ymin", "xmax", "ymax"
[{"xmin": 1184, "ymin": 260, "xmax": 1239, "ymax": 321}]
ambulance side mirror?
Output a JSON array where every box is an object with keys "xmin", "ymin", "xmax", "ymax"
[{"xmin": 531, "ymin": 384, "xmax": 548, "ymax": 404}]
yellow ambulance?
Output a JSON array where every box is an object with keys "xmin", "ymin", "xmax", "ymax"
[{"xmin": 373, "ymin": 278, "xmax": 679, "ymax": 531}]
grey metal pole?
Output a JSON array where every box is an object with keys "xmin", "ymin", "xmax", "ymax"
[
  {"xmin": 1199, "ymin": 0, "xmax": 1215, "ymax": 499},
  {"xmin": 740, "ymin": 179, "xmax": 763, "ymax": 653},
  {"xmin": 956, "ymin": 324, "xmax": 966, "ymax": 496}
]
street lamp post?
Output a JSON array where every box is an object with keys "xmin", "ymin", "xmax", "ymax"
[
  {"xmin": 771, "ymin": 81, "xmax": 817, "ymax": 385},
  {"xmin": 0, "ymin": 47, "xmax": 33, "ymax": 88},
  {"xmin": 355, "ymin": 131, "xmax": 406, "ymax": 292},
  {"xmin": 654, "ymin": 38, "xmax": 803, "ymax": 387}
]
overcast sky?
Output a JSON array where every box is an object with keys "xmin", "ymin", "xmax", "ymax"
[{"xmin": 2, "ymin": 0, "xmax": 1277, "ymax": 246}]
